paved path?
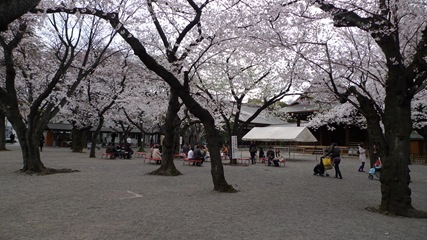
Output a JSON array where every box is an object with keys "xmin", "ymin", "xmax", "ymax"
[{"xmin": 1, "ymin": 145, "xmax": 426, "ymax": 240}]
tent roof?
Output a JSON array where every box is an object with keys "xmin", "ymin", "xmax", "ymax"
[
  {"xmin": 239, "ymin": 105, "xmax": 286, "ymax": 125},
  {"xmin": 242, "ymin": 126, "xmax": 318, "ymax": 142}
]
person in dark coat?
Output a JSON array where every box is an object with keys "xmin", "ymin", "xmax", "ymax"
[
  {"xmin": 324, "ymin": 143, "xmax": 342, "ymax": 179},
  {"xmin": 259, "ymin": 147, "xmax": 265, "ymax": 162},
  {"xmin": 249, "ymin": 141, "xmax": 257, "ymax": 164},
  {"xmin": 40, "ymin": 135, "xmax": 45, "ymax": 152},
  {"xmin": 192, "ymin": 145, "xmax": 204, "ymax": 166},
  {"xmin": 266, "ymin": 147, "xmax": 275, "ymax": 166}
]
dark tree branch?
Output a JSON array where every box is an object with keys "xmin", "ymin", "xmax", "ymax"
[{"xmin": 0, "ymin": 0, "xmax": 40, "ymax": 31}]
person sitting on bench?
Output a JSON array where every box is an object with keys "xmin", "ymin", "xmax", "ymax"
[
  {"xmin": 192, "ymin": 145, "xmax": 204, "ymax": 166},
  {"xmin": 266, "ymin": 147, "xmax": 277, "ymax": 166},
  {"xmin": 152, "ymin": 145, "xmax": 162, "ymax": 164}
]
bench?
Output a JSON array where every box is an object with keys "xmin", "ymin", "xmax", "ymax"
[
  {"xmin": 174, "ymin": 153, "xmax": 186, "ymax": 159},
  {"xmin": 182, "ymin": 158, "xmax": 203, "ymax": 165},
  {"xmin": 236, "ymin": 158, "xmax": 251, "ymax": 164},
  {"xmin": 134, "ymin": 152, "xmax": 146, "ymax": 158},
  {"xmin": 101, "ymin": 153, "xmax": 114, "ymax": 159},
  {"xmin": 264, "ymin": 158, "xmax": 286, "ymax": 167},
  {"xmin": 144, "ymin": 156, "xmax": 161, "ymax": 164}
]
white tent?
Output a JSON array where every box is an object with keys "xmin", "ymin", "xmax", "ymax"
[{"xmin": 242, "ymin": 126, "xmax": 317, "ymax": 142}]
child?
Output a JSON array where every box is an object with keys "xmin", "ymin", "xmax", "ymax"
[{"xmin": 374, "ymin": 157, "xmax": 382, "ymax": 173}]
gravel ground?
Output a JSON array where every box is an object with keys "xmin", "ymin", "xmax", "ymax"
[{"xmin": 1, "ymin": 145, "xmax": 426, "ymax": 240}]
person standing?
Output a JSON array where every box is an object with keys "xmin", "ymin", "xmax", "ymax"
[
  {"xmin": 249, "ymin": 141, "xmax": 257, "ymax": 164},
  {"xmin": 182, "ymin": 143, "xmax": 189, "ymax": 156},
  {"xmin": 111, "ymin": 133, "xmax": 117, "ymax": 144},
  {"xmin": 324, "ymin": 143, "xmax": 342, "ymax": 179},
  {"xmin": 266, "ymin": 146, "xmax": 275, "ymax": 166},
  {"xmin": 221, "ymin": 144, "xmax": 229, "ymax": 160},
  {"xmin": 358, "ymin": 143, "xmax": 367, "ymax": 172},
  {"xmin": 259, "ymin": 147, "xmax": 265, "ymax": 162}
]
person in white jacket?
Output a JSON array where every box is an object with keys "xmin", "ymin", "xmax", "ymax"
[
  {"xmin": 152, "ymin": 145, "xmax": 162, "ymax": 165},
  {"xmin": 358, "ymin": 143, "xmax": 367, "ymax": 172},
  {"xmin": 187, "ymin": 147, "xmax": 194, "ymax": 160}
]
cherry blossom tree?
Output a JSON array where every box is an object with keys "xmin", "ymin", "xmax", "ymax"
[
  {"xmin": 114, "ymin": 67, "xmax": 171, "ymax": 142},
  {"xmin": 301, "ymin": 0, "xmax": 427, "ymax": 217},
  {"xmin": 0, "ymin": 13, "xmax": 119, "ymax": 173},
  {"xmin": 62, "ymin": 49, "xmax": 139, "ymax": 156},
  {"xmin": 30, "ymin": 0, "xmax": 241, "ymax": 191},
  {"xmin": 162, "ymin": 0, "xmax": 311, "ymax": 164},
  {"xmin": 191, "ymin": 46, "xmax": 293, "ymax": 163},
  {"xmin": 119, "ymin": 92, "xmax": 168, "ymax": 150},
  {"xmin": 195, "ymin": 44, "xmax": 300, "ymax": 136}
]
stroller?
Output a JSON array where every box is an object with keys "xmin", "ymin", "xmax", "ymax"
[
  {"xmin": 368, "ymin": 158, "xmax": 382, "ymax": 180},
  {"xmin": 313, "ymin": 157, "xmax": 332, "ymax": 176}
]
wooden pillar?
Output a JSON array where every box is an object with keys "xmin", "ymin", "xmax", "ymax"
[{"xmin": 345, "ymin": 126, "xmax": 350, "ymax": 146}]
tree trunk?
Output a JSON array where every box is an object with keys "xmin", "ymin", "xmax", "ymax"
[
  {"xmin": 3, "ymin": 85, "xmax": 47, "ymax": 173},
  {"xmin": 379, "ymin": 66, "xmax": 425, "ymax": 217},
  {"xmin": 381, "ymin": 103, "xmax": 415, "ymax": 216},
  {"xmin": 177, "ymin": 75, "xmax": 235, "ymax": 192},
  {"xmin": 71, "ymin": 126, "xmax": 90, "ymax": 152},
  {"xmin": 363, "ymin": 112, "xmax": 384, "ymax": 167},
  {"xmin": 204, "ymin": 122, "xmax": 236, "ymax": 192},
  {"xmin": 0, "ymin": 108, "xmax": 6, "ymax": 150},
  {"xmin": 149, "ymin": 90, "xmax": 182, "ymax": 176},
  {"xmin": 16, "ymin": 130, "xmax": 78, "ymax": 175},
  {"xmin": 19, "ymin": 131, "xmax": 45, "ymax": 172},
  {"xmin": 89, "ymin": 117, "xmax": 104, "ymax": 158}
]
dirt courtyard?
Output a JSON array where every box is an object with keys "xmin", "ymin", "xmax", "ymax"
[{"xmin": 1, "ymin": 145, "xmax": 426, "ymax": 240}]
